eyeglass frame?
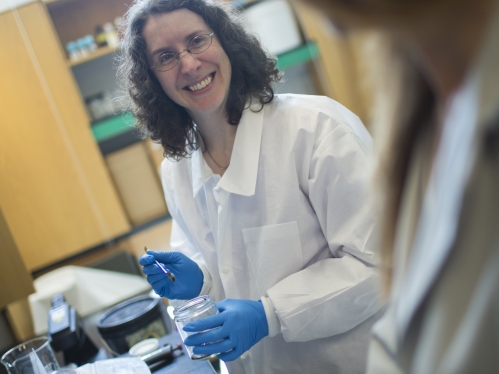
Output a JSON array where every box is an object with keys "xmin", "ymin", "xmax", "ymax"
[{"xmin": 150, "ymin": 32, "xmax": 215, "ymax": 72}]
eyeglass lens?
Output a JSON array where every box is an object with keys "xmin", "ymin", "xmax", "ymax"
[{"xmin": 153, "ymin": 33, "xmax": 213, "ymax": 72}]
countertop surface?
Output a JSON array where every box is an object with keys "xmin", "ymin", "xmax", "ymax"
[
  {"xmin": 83, "ymin": 309, "xmax": 216, "ymax": 374},
  {"xmin": 130, "ymin": 331, "xmax": 216, "ymax": 374},
  {"xmin": 86, "ymin": 331, "xmax": 216, "ymax": 374}
]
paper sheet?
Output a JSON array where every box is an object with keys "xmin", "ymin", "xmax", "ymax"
[{"xmin": 76, "ymin": 357, "xmax": 151, "ymax": 374}]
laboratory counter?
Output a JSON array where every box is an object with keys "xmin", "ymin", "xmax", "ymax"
[
  {"xmin": 122, "ymin": 331, "xmax": 217, "ymax": 374},
  {"xmin": 83, "ymin": 310, "xmax": 216, "ymax": 374}
]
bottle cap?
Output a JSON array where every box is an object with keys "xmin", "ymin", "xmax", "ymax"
[{"xmin": 128, "ymin": 338, "xmax": 160, "ymax": 356}]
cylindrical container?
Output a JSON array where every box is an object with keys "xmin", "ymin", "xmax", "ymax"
[
  {"xmin": 173, "ymin": 295, "xmax": 219, "ymax": 361},
  {"xmin": 76, "ymin": 37, "xmax": 89, "ymax": 57},
  {"xmin": 97, "ymin": 295, "xmax": 171, "ymax": 355},
  {"xmin": 94, "ymin": 25, "xmax": 108, "ymax": 47},
  {"xmin": 66, "ymin": 41, "xmax": 80, "ymax": 61},
  {"xmin": 241, "ymin": 0, "xmax": 303, "ymax": 56},
  {"xmin": 103, "ymin": 22, "xmax": 119, "ymax": 48},
  {"xmin": 128, "ymin": 338, "xmax": 160, "ymax": 357},
  {"xmin": 1, "ymin": 337, "xmax": 60, "ymax": 374}
]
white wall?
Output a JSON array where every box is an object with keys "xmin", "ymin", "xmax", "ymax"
[{"xmin": 0, "ymin": 0, "xmax": 35, "ymax": 14}]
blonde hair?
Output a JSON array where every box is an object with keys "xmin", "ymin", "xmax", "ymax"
[{"xmin": 366, "ymin": 33, "xmax": 435, "ymax": 292}]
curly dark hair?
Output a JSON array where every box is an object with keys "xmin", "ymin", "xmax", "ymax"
[{"xmin": 116, "ymin": 0, "xmax": 280, "ymax": 159}]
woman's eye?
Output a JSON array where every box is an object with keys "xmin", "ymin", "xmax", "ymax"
[
  {"xmin": 191, "ymin": 36, "xmax": 206, "ymax": 47},
  {"xmin": 159, "ymin": 53, "xmax": 175, "ymax": 64}
]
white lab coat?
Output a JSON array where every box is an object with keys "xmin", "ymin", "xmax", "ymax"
[
  {"xmin": 161, "ymin": 94, "xmax": 382, "ymax": 374},
  {"xmin": 366, "ymin": 3, "xmax": 499, "ymax": 373}
]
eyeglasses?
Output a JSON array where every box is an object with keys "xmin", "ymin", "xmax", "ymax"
[{"xmin": 150, "ymin": 33, "xmax": 215, "ymax": 72}]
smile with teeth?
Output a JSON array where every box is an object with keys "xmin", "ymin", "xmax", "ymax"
[{"xmin": 187, "ymin": 74, "xmax": 213, "ymax": 91}]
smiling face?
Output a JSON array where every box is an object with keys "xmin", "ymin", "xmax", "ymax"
[{"xmin": 143, "ymin": 9, "xmax": 232, "ymax": 121}]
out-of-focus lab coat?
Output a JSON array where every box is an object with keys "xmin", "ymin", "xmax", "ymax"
[
  {"xmin": 162, "ymin": 94, "xmax": 383, "ymax": 374},
  {"xmin": 367, "ymin": 4, "xmax": 499, "ymax": 373}
]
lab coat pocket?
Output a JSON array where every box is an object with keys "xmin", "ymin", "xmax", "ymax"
[{"xmin": 242, "ymin": 221, "xmax": 303, "ymax": 297}]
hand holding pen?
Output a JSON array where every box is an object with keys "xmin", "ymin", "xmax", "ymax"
[
  {"xmin": 143, "ymin": 246, "xmax": 176, "ymax": 282},
  {"xmin": 139, "ymin": 248, "xmax": 204, "ymax": 300}
]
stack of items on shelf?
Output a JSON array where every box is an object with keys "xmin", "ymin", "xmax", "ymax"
[
  {"xmin": 66, "ymin": 35, "xmax": 97, "ymax": 61},
  {"xmin": 65, "ymin": 17, "xmax": 122, "ymax": 62},
  {"xmin": 85, "ymin": 90, "xmax": 123, "ymax": 123}
]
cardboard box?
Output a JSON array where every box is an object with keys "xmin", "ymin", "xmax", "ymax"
[
  {"xmin": 105, "ymin": 143, "xmax": 168, "ymax": 226},
  {"xmin": 5, "ymin": 299, "xmax": 35, "ymax": 343}
]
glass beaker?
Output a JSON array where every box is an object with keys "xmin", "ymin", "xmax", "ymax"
[
  {"xmin": 1, "ymin": 336, "xmax": 60, "ymax": 374},
  {"xmin": 173, "ymin": 295, "xmax": 220, "ymax": 360}
]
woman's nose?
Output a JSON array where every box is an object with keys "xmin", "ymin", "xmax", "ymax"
[{"xmin": 179, "ymin": 52, "xmax": 201, "ymax": 75}]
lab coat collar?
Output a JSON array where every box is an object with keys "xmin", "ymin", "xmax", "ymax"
[
  {"xmin": 190, "ymin": 99, "xmax": 264, "ymax": 198},
  {"xmin": 393, "ymin": 2, "xmax": 499, "ymax": 346}
]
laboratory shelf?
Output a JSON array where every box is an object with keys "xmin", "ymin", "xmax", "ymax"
[{"xmin": 68, "ymin": 45, "xmax": 119, "ymax": 67}]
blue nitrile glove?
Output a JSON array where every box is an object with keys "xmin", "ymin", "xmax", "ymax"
[
  {"xmin": 139, "ymin": 251, "xmax": 203, "ymax": 300},
  {"xmin": 183, "ymin": 299, "xmax": 269, "ymax": 362}
]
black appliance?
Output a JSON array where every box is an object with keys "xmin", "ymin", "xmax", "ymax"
[{"xmin": 47, "ymin": 294, "xmax": 99, "ymax": 366}]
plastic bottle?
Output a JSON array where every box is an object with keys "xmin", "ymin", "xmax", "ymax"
[
  {"xmin": 103, "ymin": 22, "xmax": 119, "ymax": 48},
  {"xmin": 76, "ymin": 37, "xmax": 89, "ymax": 57},
  {"xmin": 85, "ymin": 35, "xmax": 98, "ymax": 52},
  {"xmin": 102, "ymin": 90, "xmax": 116, "ymax": 117},
  {"xmin": 66, "ymin": 41, "xmax": 80, "ymax": 61},
  {"xmin": 95, "ymin": 25, "xmax": 108, "ymax": 48}
]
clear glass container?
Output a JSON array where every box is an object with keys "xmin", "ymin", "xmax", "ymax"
[
  {"xmin": 1, "ymin": 337, "xmax": 60, "ymax": 374},
  {"xmin": 173, "ymin": 295, "xmax": 219, "ymax": 360}
]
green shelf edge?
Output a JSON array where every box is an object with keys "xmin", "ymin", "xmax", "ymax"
[
  {"xmin": 91, "ymin": 112, "xmax": 136, "ymax": 142},
  {"xmin": 276, "ymin": 41, "xmax": 319, "ymax": 70},
  {"xmin": 91, "ymin": 41, "xmax": 319, "ymax": 143}
]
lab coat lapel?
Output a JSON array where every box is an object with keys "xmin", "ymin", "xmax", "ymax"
[
  {"xmin": 394, "ymin": 5, "xmax": 499, "ymax": 347},
  {"xmin": 217, "ymin": 101, "xmax": 264, "ymax": 196}
]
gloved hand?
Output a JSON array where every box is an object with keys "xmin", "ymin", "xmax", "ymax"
[
  {"xmin": 183, "ymin": 299, "xmax": 269, "ymax": 362},
  {"xmin": 139, "ymin": 251, "xmax": 203, "ymax": 300}
]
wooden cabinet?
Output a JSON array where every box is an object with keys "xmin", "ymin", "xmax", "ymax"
[
  {"xmin": 0, "ymin": 207, "xmax": 34, "ymax": 309},
  {"xmin": 0, "ymin": 2, "xmax": 130, "ymax": 271},
  {"xmin": 293, "ymin": 0, "xmax": 374, "ymax": 127}
]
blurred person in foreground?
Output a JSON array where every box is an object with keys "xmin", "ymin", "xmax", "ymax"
[
  {"xmin": 298, "ymin": 0, "xmax": 499, "ymax": 372},
  {"xmin": 118, "ymin": 0, "xmax": 383, "ymax": 372}
]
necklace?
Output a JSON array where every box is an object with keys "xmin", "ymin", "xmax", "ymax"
[
  {"xmin": 197, "ymin": 129, "xmax": 231, "ymax": 171},
  {"xmin": 204, "ymin": 147, "xmax": 230, "ymax": 170}
]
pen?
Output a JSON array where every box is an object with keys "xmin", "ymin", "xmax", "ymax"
[{"xmin": 144, "ymin": 246, "xmax": 176, "ymax": 282}]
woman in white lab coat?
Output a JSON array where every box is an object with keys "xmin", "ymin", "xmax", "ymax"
[{"xmin": 118, "ymin": 0, "xmax": 382, "ymax": 373}]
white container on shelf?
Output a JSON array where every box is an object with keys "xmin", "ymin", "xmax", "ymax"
[
  {"xmin": 104, "ymin": 22, "xmax": 119, "ymax": 48},
  {"xmin": 241, "ymin": 0, "xmax": 303, "ymax": 56}
]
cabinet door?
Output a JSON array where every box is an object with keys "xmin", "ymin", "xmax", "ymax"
[
  {"xmin": 0, "ymin": 2, "xmax": 131, "ymax": 271},
  {"xmin": 292, "ymin": 1, "xmax": 373, "ymax": 127}
]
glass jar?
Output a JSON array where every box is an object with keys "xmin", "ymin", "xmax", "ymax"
[
  {"xmin": 173, "ymin": 295, "xmax": 219, "ymax": 360},
  {"xmin": 1, "ymin": 337, "xmax": 60, "ymax": 374}
]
